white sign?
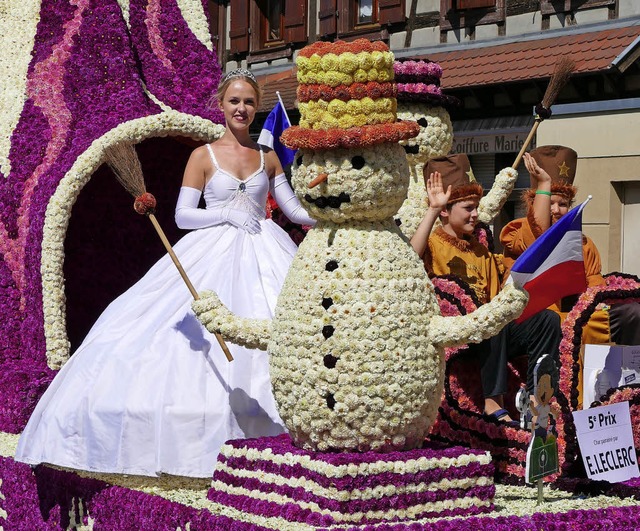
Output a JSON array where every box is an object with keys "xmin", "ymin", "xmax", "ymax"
[
  {"xmin": 573, "ymin": 401, "xmax": 640, "ymax": 483},
  {"xmin": 583, "ymin": 344, "xmax": 640, "ymax": 408}
]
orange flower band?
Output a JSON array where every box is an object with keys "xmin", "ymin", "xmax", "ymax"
[
  {"xmin": 298, "ymin": 39, "xmax": 388, "ymax": 58},
  {"xmin": 297, "ymin": 81, "xmax": 396, "ymax": 103},
  {"xmin": 281, "ymin": 121, "xmax": 420, "ymax": 151}
]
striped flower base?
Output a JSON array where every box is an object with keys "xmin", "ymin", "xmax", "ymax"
[{"xmin": 208, "ymin": 434, "xmax": 496, "ymax": 528}]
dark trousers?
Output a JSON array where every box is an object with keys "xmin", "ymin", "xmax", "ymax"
[
  {"xmin": 466, "ymin": 309, "xmax": 562, "ymax": 398},
  {"xmin": 609, "ymin": 302, "xmax": 640, "ymax": 345}
]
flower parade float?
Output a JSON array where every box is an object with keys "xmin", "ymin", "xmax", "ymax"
[
  {"xmin": 192, "ymin": 38, "xmax": 533, "ymax": 528},
  {"xmin": 2, "ymin": 1, "xmax": 640, "ymax": 528}
]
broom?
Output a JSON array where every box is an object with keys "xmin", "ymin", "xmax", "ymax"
[
  {"xmin": 512, "ymin": 57, "xmax": 576, "ymax": 169},
  {"xmin": 104, "ymin": 142, "xmax": 234, "ymax": 362}
]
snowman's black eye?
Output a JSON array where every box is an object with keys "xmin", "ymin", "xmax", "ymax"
[
  {"xmin": 417, "ymin": 118, "xmax": 428, "ymax": 127},
  {"xmin": 326, "ymin": 393, "xmax": 336, "ymax": 409},
  {"xmin": 351, "ymin": 156, "xmax": 365, "ymax": 169},
  {"xmin": 296, "ymin": 155, "xmax": 303, "ymax": 166}
]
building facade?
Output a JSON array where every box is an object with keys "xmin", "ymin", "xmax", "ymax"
[{"xmin": 207, "ymin": 0, "xmax": 640, "ymax": 275}]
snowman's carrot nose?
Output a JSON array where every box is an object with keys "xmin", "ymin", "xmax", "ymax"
[{"xmin": 308, "ymin": 173, "xmax": 328, "ymax": 188}]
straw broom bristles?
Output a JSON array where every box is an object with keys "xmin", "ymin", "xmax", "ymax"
[
  {"xmin": 512, "ymin": 57, "xmax": 576, "ymax": 169},
  {"xmin": 103, "ymin": 142, "xmax": 234, "ymax": 362},
  {"xmin": 541, "ymin": 56, "xmax": 575, "ymax": 111},
  {"xmin": 104, "ymin": 143, "xmax": 146, "ymax": 198}
]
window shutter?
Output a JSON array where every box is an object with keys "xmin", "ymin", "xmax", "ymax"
[
  {"xmin": 319, "ymin": 0, "xmax": 337, "ymax": 37},
  {"xmin": 229, "ymin": 0, "xmax": 250, "ymax": 54},
  {"xmin": 457, "ymin": 0, "xmax": 496, "ymax": 9},
  {"xmin": 379, "ymin": 0, "xmax": 405, "ymax": 25},
  {"xmin": 284, "ymin": 0, "xmax": 307, "ymax": 43}
]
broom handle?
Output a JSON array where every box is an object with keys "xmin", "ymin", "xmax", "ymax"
[
  {"xmin": 512, "ymin": 118, "xmax": 541, "ymax": 169},
  {"xmin": 148, "ymin": 213, "xmax": 234, "ymax": 362}
]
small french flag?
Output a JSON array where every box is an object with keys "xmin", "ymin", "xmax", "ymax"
[
  {"xmin": 258, "ymin": 94, "xmax": 296, "ymax": 167},
  {"xmin": 507, "ymin": 197, "xmax": 590, "ymax": 323}
]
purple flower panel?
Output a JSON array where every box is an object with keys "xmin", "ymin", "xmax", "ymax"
[
  {"xmin": 128, "ymin": 0, "xmax": 223, "ymax": 122},
  {"xmin": 215, "ymin": 454, "xmax": 493, "ymax": 492},
  {"xmin": 28, "ymin": 2, "xmax": 77, "ymax": 69},
  {"xmin": 212, "ymin": 468, "xmax": 494, "ymax": 515},
  {"xmin": 63, "ymin": 0, "xmax": 161, "ymax": 143},
  {"xmin": 1, "ymin": 101, "xmax": 50, "ymax": 235}
]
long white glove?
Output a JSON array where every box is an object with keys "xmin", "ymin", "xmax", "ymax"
[
  {"xmin": 174, "ymin": 186, "xmax": 262, "ymax": 234},
  {"xmin": 269, "ymin": 173, "xmax": 316, "ymax": 226}
]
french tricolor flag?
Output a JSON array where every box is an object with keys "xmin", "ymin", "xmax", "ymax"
[
  {"xmin": 257, "ymin": 94, "xmax": 296, "ymax": 167},
  {"xmin": 507, "ymin": 197, "xmax": 590, "ymax": 323}
]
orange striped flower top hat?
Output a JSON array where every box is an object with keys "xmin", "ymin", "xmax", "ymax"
[{"xmin": 281, "ymin": 39, "xmax": 419, "ymax": 151}]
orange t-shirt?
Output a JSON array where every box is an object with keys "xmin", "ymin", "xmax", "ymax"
[{"xmin": 424, "ymin": 227, "xmax": 505, "ymax": 305}]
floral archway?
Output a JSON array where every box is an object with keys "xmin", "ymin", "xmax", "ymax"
[{"xmin": 0, "ymin": 0, "xmax": 224, "ymax": 432}]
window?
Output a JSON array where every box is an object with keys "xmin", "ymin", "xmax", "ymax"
[
  {"xmin": 319, "ymin": 0, "xmax": 404, "ymax": 39},
  {"xmin": 261, "ymin": 0, "xmax": 284, "ymax": 45},
  {"xmin": 229, "ymin": 0, "xmax": 308, "ymax": 57},
  {"xmin": 358, "ymin": 0, "xmax": 376, "ymax": 25},
  {"xmin": 440, "ymin": 0, "xmax": 505, "ymax": 34}
]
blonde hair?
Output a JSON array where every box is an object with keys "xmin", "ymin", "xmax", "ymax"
[{"xmin": 213, "ymin": 69, "xmax": 262, "ymax": 109}]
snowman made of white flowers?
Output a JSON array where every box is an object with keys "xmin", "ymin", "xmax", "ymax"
[
  {"xmin": 393, "ymin": 59, "xmax": 518, "ymax": 239},
  {"xmin": 194, "ymin": 40, "xmax": 528, "ymax": 452}
]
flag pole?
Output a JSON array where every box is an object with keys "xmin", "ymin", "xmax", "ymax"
[
  {"xmin": 276, "ymin": 91, "xmax": 292, "ymax": 127},
  {"xmin": 576, "ymin": 195, "xmax": 593, "ymax": 215}
]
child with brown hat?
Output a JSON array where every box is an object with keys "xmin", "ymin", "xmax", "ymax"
[
  {"xmin": 411, "ymin": 154, "xmax": 561, "ymax": 425},
  {"xmin": 500, "ymin": 145, "xmax": 640, "ymax": 349}
]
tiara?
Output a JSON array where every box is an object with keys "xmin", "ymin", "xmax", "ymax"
[{"xmin": 222, "ymin": 68, "xmax": 257, "ymax": 84}]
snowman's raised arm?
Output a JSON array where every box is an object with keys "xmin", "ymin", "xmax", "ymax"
[
  {"xmin": 427, "ymin": 283, "xmax": 528, "ymax": 348},
  {"xmin": 192, "ymin": 291, "xmax": 271, "ymax": 351},
  {"xmin": 477, "ymin": 166, "xmax": 518, "ymax": 225}
]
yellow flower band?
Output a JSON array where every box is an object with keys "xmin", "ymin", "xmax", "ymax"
[
  {"xmin": 300, "ymin": 97, "xmax": 395, "ymax": 120},
  {"xmin": 297, "ymin": 51, "xmax": 394, "ymax": 76},
  {"xmin": 297, "ymin": 65, "xmax": 393, "ymax": 87},
  {"xmin": 299, "ymin": 111, "xmax": 396, "ymax": 131}
]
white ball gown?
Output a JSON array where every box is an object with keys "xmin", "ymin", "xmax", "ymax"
[{"xmin": 16, "ymin": 148, "xmax": 297, "ymax": 478}]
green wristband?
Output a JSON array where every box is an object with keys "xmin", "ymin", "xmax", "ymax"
[{"xmin": 535, "ymin": 190, "xmax": 552, "ymax": 196}]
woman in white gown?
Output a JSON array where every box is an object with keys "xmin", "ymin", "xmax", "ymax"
[{"xmin": 15, "ymin": 69, "xmax": 314, "ymax": 478}]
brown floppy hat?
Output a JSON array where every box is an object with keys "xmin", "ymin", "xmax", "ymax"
[
  {"xmin": 525, "ymin": 145, "xmax": 578, "ymax": 202},
  {"xmin": 424, "ymin": 154, "xmax": 483, "ymax": 205}
]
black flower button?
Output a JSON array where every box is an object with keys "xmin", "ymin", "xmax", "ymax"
[
  {"xmin": 323, "ymin": 354, "xmax": 338, "ymax": 369},
  {"xmin": 322, "ymin": 325, "xmax": 334, "ymax": 339},
  {"xmin": 326, "ymin": 260, "xmax": 338, "ymax": 271},
  {"xmin": 326, "ymin": 393, "xmax": 336, "ymax": 410},
  {"xmin": 322, "ymin": 297, "xmax": 333, "ymax": 309}
]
